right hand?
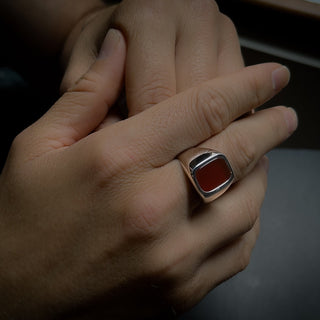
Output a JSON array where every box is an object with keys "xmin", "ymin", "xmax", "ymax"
[
  {"xmin": 61, "ymin": 0, "xmax": 244, "ymax": 116},
  {"xmin": 0, "ymin": 31, "xmax": 297, "ymax": 319}
]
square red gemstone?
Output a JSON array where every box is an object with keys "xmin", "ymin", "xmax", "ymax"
[{"xmin": 195, "ymin": 157, "xmax": 232, "ymax": 193}]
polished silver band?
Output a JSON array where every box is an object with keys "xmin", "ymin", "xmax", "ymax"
[{"xmin": 178, "ymin": 148, "xmax": 234, "ymax": 203}]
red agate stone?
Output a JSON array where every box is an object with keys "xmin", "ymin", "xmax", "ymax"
[{"xmin": 195, "ymin": 158, "xmax": 231, "ymax": 192}]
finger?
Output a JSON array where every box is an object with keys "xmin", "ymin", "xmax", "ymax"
[
  {"xmin": 60, "ymin": 7, "xmax": 115, "ymax": 93},
  {"xmin": 60, "ymin": 43, "xmax": 97, "ymax": 94},
  {"xmin": 118, "ymin": 63, "xmax": 291, "ymax": 168},
  {"xmin": 176, "ymin": 9, "xmax": 244, "ymax": 92},
  {"xmin": 202, "ymin": 106, "xmax": 298, "ymax": 181},
  {"xmin": 175, "ymin": 1, "xmax": 220, "ymax": 91},
  {"xmin": 190, "ymin": 158, "xmax": 267, "ymax": 260},
  {"xmin": 125, "ymin": 32, "xmax": 176, "ymax": 116},
  {"xmin": 95, "ymin": 107, "xmax": 123, "ymax": 129},
  {"xmin": 194, "ymin": 219, "xmax": 260, "ymax": 301},
  {"xmin": 166, "ymin": 215, "xmax": 260, "ymax": 313},
  {"xmin": 216, "ymin": 14, "xmax": 245, "ymax": 75},
  {"xmin": 143, "ymin": 106, "xmax": 297, "ymax": 220},
  {"xmin": 23, "ymin": 29, "xmax": 126, "ymax": 155},
  {"xmin": 113, "ymin": 5, "xmax": 176, "ymax": 116}
]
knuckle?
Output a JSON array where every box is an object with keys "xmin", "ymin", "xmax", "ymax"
[
  {"xmin": 112, "ymin": 1, "xmax": 168, "ymax": 29},
  {"xmin": 132, "ymin": 77, "xmax": 175, "ymax": 113},
  {"xmin": 136, "ymin": 1, "xmax": 167, "ymax": 20},
  {"xmin": 89, "ymin": 147, "xmax": 117, "ymax": 180},
  {"xmin": 157, "ymin": 241, "xmax": 194, "ymax": 283},
  {"xmin": 122, "ymin": 191, "xmax": 166, "ymax": 240},
  {"xmin": 146, "ymin": 233, "xmax": 194, "ymax": 280},
  {"xmin": 237, "ymin": 240, "xmax": 253, "ymax": 272},
  {"xmin": 187, "ymin": 0, "xmax": 219, "ymax": 17},
  {"xmin": 89, "ymin": 142, "xmax": 137, "ymax": 188},
  {"xmin": 242, "ymin": 195, "xmax": 260, "ymax": 232},
  {"xmin": 169, "ymin": 275, "xmax": 204, "ymax": 312},
  {"xmin": 134, "ymin": 230, "xmax": 199, "ymax": 311},
  {"xmin": 193, "ymin": 84, "xmax": 231, "ymax": 135},
  {"xmin": 246, "ymin": 73, "xmax": 267, "ymax": 109},
  {"xmin": 232, "ymin": 131, "xmax": 256, "ymax": 171},
  {"xmin": 71, "ymin": 71, "xmax": 102, "ymax": 95}
]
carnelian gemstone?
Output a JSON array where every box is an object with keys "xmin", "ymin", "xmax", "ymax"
[{"xmin": 195, "ymin": 158, "xmax": 231, "ymax": 192}]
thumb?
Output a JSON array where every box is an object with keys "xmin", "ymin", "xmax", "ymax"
[{"xmin": 25, "ymin": 29, "xmax": 126, "ymax": 155}]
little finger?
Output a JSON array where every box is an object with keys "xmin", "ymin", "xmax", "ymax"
[
  {"xmin": 189, "ymin": 158, "xmax": 267, "ymax": 259},
  {"xmin": 165, "ymin": 218, "xmax": 260, "ymax": 313},
  {"xmin": 194, "ymin": 218, "xmax": 260, "ymax": 304}
]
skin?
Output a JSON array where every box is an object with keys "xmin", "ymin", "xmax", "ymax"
[
  {"xmin": 60, "ymin": 0, "xmax": 245, "ymax": 115},
  {"xmin": 0, "ymin": 30, "xmax": 298, "ymax": 319},
  {"xmin": 1, "ymin": 0, "xmax": 247, "ymax": 126},
  {"xmin": 1, "ymin": 0, "xmax": 243, "ymax": 99}
]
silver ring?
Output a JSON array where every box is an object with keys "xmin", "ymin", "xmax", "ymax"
[{"xmin": 178, "ymin": 147, "xmax": 234, "ymax": 203}]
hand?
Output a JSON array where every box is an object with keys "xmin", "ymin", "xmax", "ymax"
[
  {"xmin": 0, "ymin": 30, "xmax": 297, "ymax": 319},
  {"xmin": 60, "ymin": 0, "xmax": 244, "ymax": 116}
]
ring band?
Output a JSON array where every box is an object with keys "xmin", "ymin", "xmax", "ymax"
[{"xmin": 178, "ymin": 148, "xmax": 234, "ymax": 203}]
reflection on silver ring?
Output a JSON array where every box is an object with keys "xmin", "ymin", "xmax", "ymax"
[{"xmin": 178, "ymin": 147, "xmax": 234, "ymax": 203}]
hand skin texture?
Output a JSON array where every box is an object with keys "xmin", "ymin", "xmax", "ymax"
[
  {"xmin": 60, "ymin": 0, "xmax": 245, "ymax": 116},
  {"xmin": 0, "ymin": 29, "xmax": 298, "ymax": 319},
  {"xmin": 1, "ymin": 0, "xmax": 246, "ymax": 123}
]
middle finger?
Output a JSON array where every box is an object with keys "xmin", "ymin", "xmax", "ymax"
[{"xmin": 118, "ymin": 63, "xmax": 291, "ymax": 168}]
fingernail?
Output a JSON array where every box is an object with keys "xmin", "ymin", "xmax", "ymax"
[
  {"xmin": 260, "ymin": 156, "xmax": 269, "ymax": 174},
  {"xmin": 98, "ymin": 29, "xmax": 123, "ymax": 60},
  {"xmin": 272, "ymin": 66, "xmax": 290, "ymax": 91},
  {"xmin": 283, "ymin": 107, "xmax": 298, "ymax": 135}
]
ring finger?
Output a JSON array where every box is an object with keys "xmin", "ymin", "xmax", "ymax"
[
  {"xmin": 148, "ymin": 105, "xmax": 297, "ymax": 214},
  {"xmin": 201, "ymin": 105, "xmax": 298, "ymax": 182}
]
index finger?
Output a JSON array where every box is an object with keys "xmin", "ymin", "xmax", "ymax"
[{"xmin": 115, "ymin": 63, "xmax": 290, "ymax": 168}]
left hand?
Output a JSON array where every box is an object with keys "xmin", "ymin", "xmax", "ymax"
[
  {"xmin": 60, "ymin": 0, "xmax": 244, "ymax": 117},
  {"xmin": 0, "ymin": 29, "xmax": 297, "ymax": 318}
]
